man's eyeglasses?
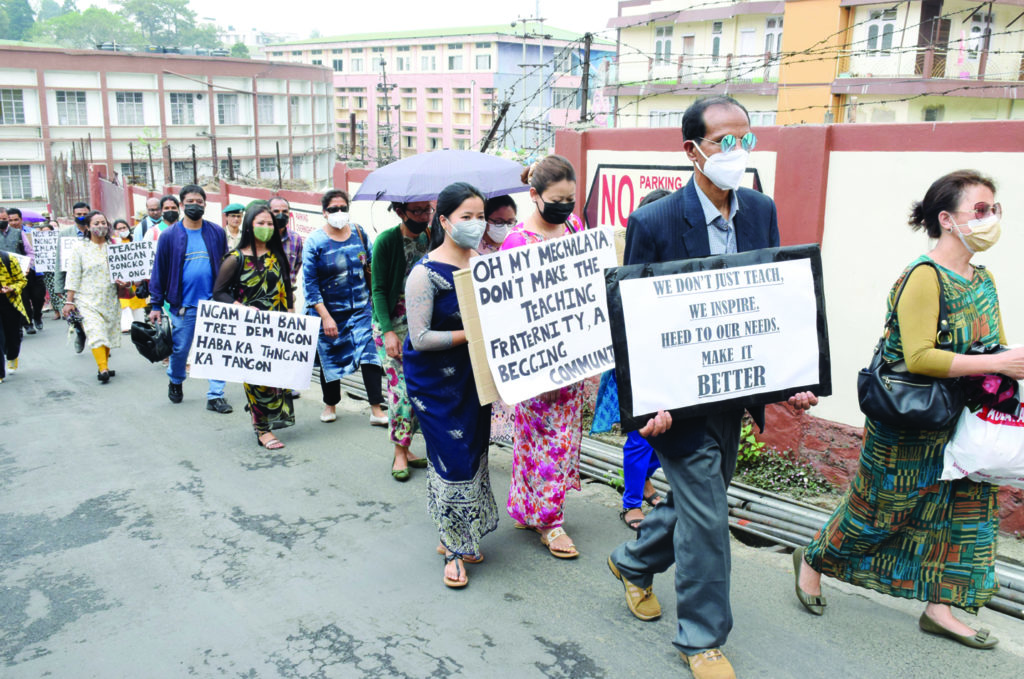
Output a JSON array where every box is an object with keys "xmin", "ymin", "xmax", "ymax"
[
  {"xmin": 325, "ymin": 206, "xmax": 349, "ymax": 214},
  {"xmin": 487, "ymin": 219, "xmax": 516, "ymax": 227},
  {"xmin": 952, "ymin": 202, "xmax": 1002, "ymax": 221},
  {"xmin": 699, "ymin": 132, "xmax": 757, "ymax": 154},
  {"xmin": 406, "ymin": 206, "xmax": 435, "ymax": 217}
]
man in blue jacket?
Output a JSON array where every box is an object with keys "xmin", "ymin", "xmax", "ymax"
[
  {"xmin": 607, "ymin": 97, "xmax": 817, "ymax": 679},
  {"xmin": 148, "ymin": 184, "xmax": 233, "ymax": 413}
]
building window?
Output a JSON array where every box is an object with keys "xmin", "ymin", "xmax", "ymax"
[
  {"xmin": 648, "ymin": 110, "xmax": 683, "ymax": 127},
  {"xmin": 866, "ymin": 9, "xmax": 897, "ymax": 55},
  {"xmin": 402, "ymin": 97, "xmax": 415, "ymax": 110},
  {"xmin": 403, "ymin": 135, "xmax": 415, "ymax": 149},
  {"xmin": 968, "ymin": 13, "xmax": 993, "ymax": 59},
  {"xmin": 0, "ymin": 89, "xmax": 25, "ymax": 125},
  {"xmin": 291, "ymin": 50, "xmax": 302, "ymax": 56},
  {"xmin": 120, "ymin": 162, "xmax": 148, "ymax": 185},
  {"xmin": 331, "ymin": 49, "xmax": 343, "ymax": 54},
  {"xmin": 655, "ymin": 26, "xmax": 673, "ymax": 63},
  {"xmin": 172, "ymin": 160, "xmax": 194, "ymax": 184},
  {"xmin": 271, "ymin": 51, "xmax": 283, "ymax": 56},
  {"xmin": 259, "ymin": 157, "xmax": 277, "ymax": 178},
  {"xmin": 0, "ymin": 165, "xmax": 32, "ymax": 200},
  {"xmin": 258, "ymin": 95, "xmax": 274, "ymax": 124},
  {"xmin": 712, "ymin": 22, "xmax": 723, "ymax": 64},
  {"xmin": 333, "ymin": 59, "xmax": 344, "ymax": 71},
  {"xmin": 289, "ymin": 95, "xmax": 299, "ymax": 120},
  {"xmin": 422, "ymin": 55, "xmax": 436, "ymax": 70},
  {"xmin": 311, "ymin": 50, "xmax": 322, "ymax": 55},
  {"xmin": 748, "ymin": 111, "xmax": 776, "ymax": 126},
  {"xmin": 428, "ymin": 98, "xmax": 442, "ymax": 111},
  {"xmin": 312, "ymin": 59, "xmax": 322, "ymax": 65},
  {"xmin": 169, "ymin": 93, "xmax": 195, "ymax": 125},
  {"xmin": 765, "ymin": 17, "xmax": 783, "ymax": 56},
  {"xmin": 453, "ymin": 98, "xmax": 469, "ymax": 112},
  {"xmin": 352, "ymin": 58, "xmax": 363, "ymax": 72},
  {"xmin": 922, "ymin": 105, "xmax": 944, "ymax": 121},
  {"xmin": 475, "ymin": 54, "xmax": 491, "ymax": 70},
  {"xmin": 116, "ymin": 91, "xmax": 144, "ymax": 125},
  {"xmin": 355, "ymin": 96, "xmax": 365, "ymax": 109},
  {"xmin": 448, "ymin": 55, "xmax": 463, "ymax": 70},
  {"xmin": 454, "ymin": 138, "xmax": 469, "ymax": 150},
  {"xmin": 55, "ymin": 90, "xmax": 87, "ymax": 125},
  {"xmin": 217, "ymin": 93, "xmax": 239, "ymax": 125},
  {"xmin": 554, "ymin": 50, "xmax": 572, "ymax": 73},
  {"xmin": 428, "ymin": 137, "xmax": 441, "ymax": 150},
  {"xmin": 219, "ymin": 158, "xmax": 242, "ymax": 176},
  {"xmin": 396, "ymin": 56, "xmax": 410, "ymax": 71}
]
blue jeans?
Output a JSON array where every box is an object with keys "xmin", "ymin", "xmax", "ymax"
[
  {"xmin": 622, "ymin": 431, "xmax": 661, "ymax": 509},
  {"xmin": 167, "ymin": 306, "xmax": 225, "ymax": 400}
]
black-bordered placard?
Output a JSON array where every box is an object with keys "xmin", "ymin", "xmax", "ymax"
[{"xmin": 606, "ymin": 244, "xmax": 831, "ymax": 432}]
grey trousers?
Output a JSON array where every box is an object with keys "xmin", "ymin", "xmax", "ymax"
[{"xmin": 610, "ymin": 410, "xmax": 743, "ymax": 655}]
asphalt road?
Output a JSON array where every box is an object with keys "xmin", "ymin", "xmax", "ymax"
[{"xmin": 1, "ymin": 325, "xmax": 1021, "ymax": 678}]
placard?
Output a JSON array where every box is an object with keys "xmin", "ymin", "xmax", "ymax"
[
  {"xmin": 31, "ymin": 230, "xmax": 59, "ymax": 273},
  {"xmin": 470, "ymin": 227, "xmax": 618, "ymax": 405},
  {"xmin": 60, "ymin": 237, "xmax": 79, "ymax": 272},
  {"xmin": 107, "ymin": 240, "xmax": 156, "ymax": 282},
  {"xmin": 188, "ymin": 300, "xmax": 320, "ymax": 391},
  {"xmin": 606, "ymin": 245, "xmax": 832, "ymax": 430},
  {"xmin": 8, "ymin": 252, "xmax": 31, "ymax": 275}
]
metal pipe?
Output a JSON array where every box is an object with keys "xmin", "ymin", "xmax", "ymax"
[
  {"xmin": 728, "ymin": 518, "xmax": 807, "ymax": 548},
  {"xmin": 730, "ymin": 508, "xmax": 817, "ymax": 539},
  {"xmin": 732, "ymin": 501, "xmax": 826, "ymax": 531},
  {"xmin": 985, "ymin": 596, "xmax": 1024, "ymax": 619},
  {"xmin": 990, "ymin": 585, "xmax": 1024, "ymax": 606}
]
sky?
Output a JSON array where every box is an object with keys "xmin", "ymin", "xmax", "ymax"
[{"xmin": 84, "ymin": 0, "xmax": 624, "ymax": 40}]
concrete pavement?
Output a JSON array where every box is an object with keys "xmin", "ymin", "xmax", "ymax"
[{"xmin": 0, "ymin": 325, "xmax": 1021, "ymax": 678}]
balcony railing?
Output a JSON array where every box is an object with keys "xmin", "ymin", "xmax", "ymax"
[
  {"xmin": 838, "ymin": 47, "xmax": 1024, "ymax": 82},
  {"xmin": 607, "ymin": 53, "xmax": 780, "ymax": 89}
]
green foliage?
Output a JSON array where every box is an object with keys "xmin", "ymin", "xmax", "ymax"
[
  {"xmin": 735, "ymin": 449, "xmax": 833, "ymax": 499},
  {"xmin": 37, "ymin": 0, "xmax": 62, "ymax": 22},
  {"xmin": 603, "ymin": 468, "xmax": 624, "ymax": 491},
  {"xmin": 27, "ymin": 8, "xmax": 144, "ymax": 49},
  {"xmin": 737, "ymin": 417, "xmax": 766, "ymax": 465},
  {"xmin": 1, "ymin": 0, "xmax": 35, "ymax": 39},
  {"xmin": 115, "ymin": 0, "xmax": 221, "ymax": 48},
  {"xmin": 0, "ymin": 6, "xmax": 9, "ymax": 37},
  {"xmin": 229, "ymin": 41, "xmax": 250, "ymax": 58}
]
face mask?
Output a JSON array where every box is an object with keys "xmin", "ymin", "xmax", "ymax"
[
  {"xmin": 949, "ymin": 214, "xmax": 1001, "ymax": 254},
  {"xmin": 74, "ymin": 215, "xmax": 88, "ymax": 225},
  {"xmin": 183, "ymin": 205, "xmax": 205, "ymax": 221},
  {"xmin": 162, "ymin": 210, "xmax": 179, "ymax": 224},
  {"xmin": 487, "ymin": 222, "xmax": 510, "ymax": 243},
  {"xmin": 0, "ymin": 220, "xmax": 7, "ymax": 230},
  {"xmin": 537, "ymin": 199, "xmax": 575, "ymax": 225},
  {"xmin": 117, "ymin": 229, "xmax": 130, "ymax": 239},
  {"xmin": 253, "ymin": 225, "xmax": 274, "ymax": 243},
  {"xmin": 273, "ymin": 213, "xmax": 290, "ymax": 230},
  {"xmin": 91, "ymin": 225, "xmax": 109, "ymax": 238},
  {"xmin": 327, "ymin": 211, "xmax": 350, "ymax": 229},
  {"xmin": 404, "ymin": 218, "xmax": 429, "ymax": 235},
  {"xmin": 447, "ymin": 218, "xmax": 486, "ymax": 250},
  {"xmin": 694, "ymin": 146, "xmax": 749, "ymax": 191}
]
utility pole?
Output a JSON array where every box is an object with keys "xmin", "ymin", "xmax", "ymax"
[
  {"xmin": 147, "ymin": 145, "xmax": 155, "ymax": 189},
  {"xmin": 190, "ymin": 143, "xmax": 197, "ymax": 184},
  {"xmin": 129, "ymin": 141, "xmax": 136, "ymax": 185},
  {"xmin": 480, "ymin": 101, "xmax": 510, "ymax": 153},
  {"xmin": 275, "ymin": 141, "xmax": 283, "ymax": 189},
  {"xmin": 227, "ymin": 147, "xmax": 235, "ymax": 180},
  {"xmin": 376, "ymin": 58, "xmax": 397, "ymax": 164},
  {"xmin": 580, "ymin": 32, "xmax": 592, "ymax": 122}
]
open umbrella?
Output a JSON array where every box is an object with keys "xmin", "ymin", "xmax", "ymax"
[
  {"xmin": 18, "ymin": 209, "xmax": 45, "ymax": 223},
  {"xmin": 352, "ymin": 151, "xmax": 528, "ymax": 203}
]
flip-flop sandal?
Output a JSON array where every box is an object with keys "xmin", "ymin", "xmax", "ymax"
[
  {"xmin": 643, "ymin": 492, "xmax": 664, "ymax": 506},
  {"xmin": 619, "ymin": 509, "xmax": 644, "ymax": 532},
  {"xmin": 540, "ymin": 527, "xmax": 579, "ymax": 559},
  {"xmin": 436, "ymin": 544, "xmax": 483, "ymax": 564},
  {"xmin": 442, "ymin": 553, "xmax": 468, "ymax": 588}
]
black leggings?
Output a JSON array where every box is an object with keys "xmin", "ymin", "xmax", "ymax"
[
  {"xmin": 21, "ymin": 271, "xmax": 45, "ymax": 324},
  {"xmin": 0, "ymin": 296, "xmax": 23, "ymax": 374},
  {"xmin": 320, "ymin": 363, "xmax": 384, "ymax": 406}
]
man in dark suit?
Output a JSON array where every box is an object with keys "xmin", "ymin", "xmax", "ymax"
[{"xmin": 607, "ymin": 96, "xmax": 817, "ymax": 679}]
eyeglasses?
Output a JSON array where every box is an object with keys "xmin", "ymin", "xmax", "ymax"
[
  {"xmin": 406, "ymin": 206, "xmax": 435, "ymax": 217},
  {"xmin": 271, "ymin": 210, "xmax": 290, "ymax": 217},
  {"xmin": 699, "ymin": 132, "xmax": 757, "ymax": 153},
  {"xmin": 325, "ymin": 206, "xmax": 349, "ymax": 214},
  {"xmin": 487, "ymin": 219, "xmax": 516, "ymax": 227},
  {"xmin": 952, "ymin": 202, "xmax": 1002, "ymax": 221}
]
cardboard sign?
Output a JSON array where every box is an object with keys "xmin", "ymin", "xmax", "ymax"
[
  {"xmin": 9, "ymin": 252, "xmax": 31, "ymax": 275},
  {"xmin": 31, "ymin": 231, "xmax": 59, "ymax": 273},
  {"xmin": 60, "ymin": 237, "xmax": 79, "ymax": 272},
  {"xmin": 188, "ymin": 300, "xmax": 320, "ymax": 391},
  {"xmin": 107, "ymin": 240, "xmax": 156, "ymax": 282},
  {"xmin": 606, "ymin": 245, "xmax": 832, "ymax": 430},
  {"xmin": 469, "ymin": 227, "xmax": 618, "ymax": 405}
]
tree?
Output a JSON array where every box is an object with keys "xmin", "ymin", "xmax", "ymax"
[
  {"xmin": 1, "ymin": 0, "xmax": 35, "ymax": 39},
  {"xmin": 178, "ymin": 22, "xmax": 220, "ymax": 49},
  {"xmin": 116, "ymin": 0, "xmax": 195, "ymax": 45},
  {"xmin": 37, "ymin": 0, "xmax": 62, "ymax": 22},
  {"xmin": 27, "ymin": 8, "xmax": 145, "ymax": 49},
  {"xmin": 0, "ymin": 6, "xmax": 9, "ymax": 37},
  {"xmin": 61, "ymin": 0, "xmax": 78, "ymax": 12},
  {"xmin": 230, "ymin": 42, "xmax": 250, "ymax": 58}
]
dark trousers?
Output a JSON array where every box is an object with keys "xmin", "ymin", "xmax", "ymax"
[
  {"xmin": 21, "ymin": 271, "xmax": 45, "ymax": 325},
  {"xmin": 611, "ymin": 410, "xmax": 743, "ymax": 655},
  {"xmin": 0, "ymin": 296, "xmax": 24, "ymax": 375},
  {"xmin": 320, "ymin": 363, "xmax": 384, "ymax": 406}
]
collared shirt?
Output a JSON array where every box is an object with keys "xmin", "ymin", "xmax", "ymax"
[
  {"xmin": 693, "ymin": 181, "xmax": 740, "ymax": 256},
  {"xmin": 281, "ymin": 229, "xmax": 304, "ymax": 287}
]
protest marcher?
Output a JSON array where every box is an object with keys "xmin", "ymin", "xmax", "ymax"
[
  {"xmin": 500, "ymin": 155, "xmax": 585, "ymax": 559},
  {"xmin": 607, "ymin": 97, "xmax": 818, "ymax": 679},
  {"xmin": 63, "ymin": 211, "xmax": 126, "ymax": 383},
  {"xmin": 371, "ymin": 200, "xmax": 433, "ymax": 481},
  {"xmin": 212, "ymin": 204, "xmax": 294, "ymax": 449},
  {"xmin": 0, "ymin": 246, "xmax": 29, "ymax": 382},
  {"xmin": 302, "ymin": 189, "xmax": 386, "ymax": 426},
  {"xmin": 111, "ymin": 218, "xmax": 148, "ymax": 330},
  {"xmin": 797, "ymin": 170, "xmax": 1024, "ymax": 649},
  {"xmin": 113, "ymin": 219, "xmax": 132, "ymax": 243},
  {"xmin": 144, "ymin": 195, "xmax": 181, "ymax": 243},
  {"xmin": 2, "ymin": 208, "xmax": 43, "ymax": 334},
  {"xmin": 133, "ymin": 196, "xmax": 163, "ymax": 242},
  {"xmin": 39, "ymin": 220, "xmax": 63, "ymax": 320},
  {"xmin": 403, "ymin": 182, "xmax": 497, "ymax": 588},
  {"xmin": 223, "ymin": 203, "xmax": 245, "ymax": 250},
  {"xmin": 148, "ymin": 184, "xmax": 233, "ymax": 413},
  {"xmin": 58, "ymin": 202, "xmax": 90, "ymax": 352},
  {"xmin": 269, "ymin": 197, "xmax": 303, "ymax": 289}
]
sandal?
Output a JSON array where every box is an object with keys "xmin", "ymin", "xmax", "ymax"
[
  {"xmin": 643, "ymin": 491, "xmax": 663, "ymax": 507},
  {"xmin": 442, "ymin": 552, "xmax": 468, "ymax": 588},
  {"xmin": 436, "ymin": 543, "xmax": 482, "ymax": 564},
  {"xmin": 257, "ymin": 432, "xmax": 285, "ymax": 450},
  {"xmin": 406, "ymin": 456, "xmax": 427, "ymax": 469},
  {"xmin": 620, "ymin": 508, "xmax": 644, "ymax": 532},
  {"xmin": 539, "ymin": 526, "xmax": 579, "ymax": 559}
]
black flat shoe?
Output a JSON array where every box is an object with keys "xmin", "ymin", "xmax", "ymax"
[{"xmin": 97, "ymin": 370, "xmax": 110, "ymax": 383}]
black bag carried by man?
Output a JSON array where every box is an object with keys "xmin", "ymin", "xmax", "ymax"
[{"xmin": 130, "ymin": 316, "xmax": 173, "ymax": 363}]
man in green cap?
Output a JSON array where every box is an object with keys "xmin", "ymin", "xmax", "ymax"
[{"xmin": 222, "ymin": 202, "xmax": 245, "ymax": 250}]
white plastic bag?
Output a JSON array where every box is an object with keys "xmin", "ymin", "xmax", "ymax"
[{"xmin": 942, "ymin": 406, "xmax": 1024, "ymax": 489}]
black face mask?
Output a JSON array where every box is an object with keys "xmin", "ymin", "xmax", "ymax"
[
  {"xmin": 183, "ymin": 205, "xmax": 205, "ymax": 221},
  {"xmin": 162, "ymin": 210, "xmax": 179, "ymax": 224},
  {"xmin": 537, "ymin": 199, "xmax": 575, "ymax": 225},
  {"xmin": 272, "ymin": 213, "xmax": 290, "ymax": 230},
  {"xmin": 74, "ymin": 215, "xmax": 88, "ymax": 225},
  {"xmin": 403, "ymin": 218, "xmax": 429, "ymax": 235},
  {"xmin": 0, "ymin": 220, "xmax": 7, "ymax": 230}
]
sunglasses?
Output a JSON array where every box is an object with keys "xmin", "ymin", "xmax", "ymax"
[
  {"xmin": 699, "ymin": 132, "xmax": 757, "ymax": 153},
  {"xmin": 952, "ymin": 202, "xmax": 1002, "ymax": 221},
  {"xmin": 325, "ymin": 206, "xmax": 349, "ymax": 214}
]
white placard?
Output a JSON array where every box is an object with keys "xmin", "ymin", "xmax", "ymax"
[
  {"xmin": 619, "ymin": 258, "xmax": 820, "ymax": 415},
  {"xmin": 8, "ymin": 252, "xmax": 31, "ymax": 274},
  {"xmin": 106, "ymin": 240, "xmax": 156, "ymax": 282},
  {"xmin": 472, "ymin": 227, "xmax": 618, "ymax": 405},
  {"xmin": 188, "ymin": 300, "xmax": 320, "ymax": 391},
  {"xmin": 31, "ymin": 231, "xmax": 59, "ymax": 273},
  {"xmin": 60, "ymin": 237, "xmax": 79, "ymax": 272}
]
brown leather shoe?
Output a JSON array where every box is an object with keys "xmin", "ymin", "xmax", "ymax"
[
  {"xmin": 682, "ymin": 649, "xmax": 735, "ymax": 679},
  {"xmin": 607, "ymin": 556, "xmax": 661, "ymax": 621}
]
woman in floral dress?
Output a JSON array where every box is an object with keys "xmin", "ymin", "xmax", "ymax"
[
  {"xmin": 500, "ymin": 155, "xmax": 584, "ymax": 559},
  {"xmin": 213, "ymin": 204, "xmax": 295, "ymax": 449}
]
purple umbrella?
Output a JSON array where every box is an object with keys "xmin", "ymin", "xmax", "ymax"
[
  {"xmin": 18, "ymin": 209, "xmax": 45, "ymax": 223},
  {"xmin": 352, "ymin": 150, "xmax": 528, "ymax": 203}
]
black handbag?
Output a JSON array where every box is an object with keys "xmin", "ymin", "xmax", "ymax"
[{"xmin": 857, "ymin": 261, "xmax": 964, "ymax": 430}]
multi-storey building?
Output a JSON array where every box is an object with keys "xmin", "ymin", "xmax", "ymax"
[
  {"xmin": 606, "ymin": 0, "xmax": 1024, "ymax": 127},
  {"xmin": 261, "ymin": 25, "xmax": 614, "ymax": 161},
  {"xmin": 0, "ymin": 43, "xmax": 334, "ymax": 213}
]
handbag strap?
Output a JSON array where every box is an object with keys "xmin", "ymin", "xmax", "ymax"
[{"xmin": 883, "ymin": 260, "xmax": 953, "ymax": 351}]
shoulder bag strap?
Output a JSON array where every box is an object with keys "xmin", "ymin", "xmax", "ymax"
[{"xmin": 882, "ymin": 260, "xmax": 952, "ymax": 350}]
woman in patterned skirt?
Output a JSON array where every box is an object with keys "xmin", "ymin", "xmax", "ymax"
[
  {"xmin": 403, "ymin": 182, "xmax": 497, "ymax": 588},
  {"xmin": 213, "ymin": 204, "xmax": 295, "ymax": 449},
  {"xmin": 63, "ymin": 211, "xmax": 126, "ymax": 383},
  {"xmin": 795, "ymin": 170, "xmax": 1024, "ymax": 648}
]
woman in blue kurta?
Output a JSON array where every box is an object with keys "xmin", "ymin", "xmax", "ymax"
[
  {"xmin": 302, "ymin": 189, "xmax": 386, "ymax": 425},
  {"xmin": 403, "ymin": 182, "xmax": 497, "ymax": 589}
]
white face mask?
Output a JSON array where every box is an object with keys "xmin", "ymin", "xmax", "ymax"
[
  {"xmin": 694, "ymin": 145, "xmax": 749, "ymax": 191},
  {"xmin": 486, "ymin": 222, "xmax": 510, "ymax": 243},
  {"xmin": 948, "ymin": 213, "xmax": 1001, "ymax": 254},
  {"xmin": 326, "ymin": 211, "xmax": 350, "ymax": 229},
  {"xmin": 447, "ymin": 218, "xmax": 486, "ymax": 250}
]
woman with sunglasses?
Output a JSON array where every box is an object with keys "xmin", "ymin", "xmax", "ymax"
[
  {"xmin": 795, "ymin": 170, "xmax": 1024, "ymax": 647},
  {"xmin": 303, "ymin": 189, "xmax": 386, "ymax": 426}
]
